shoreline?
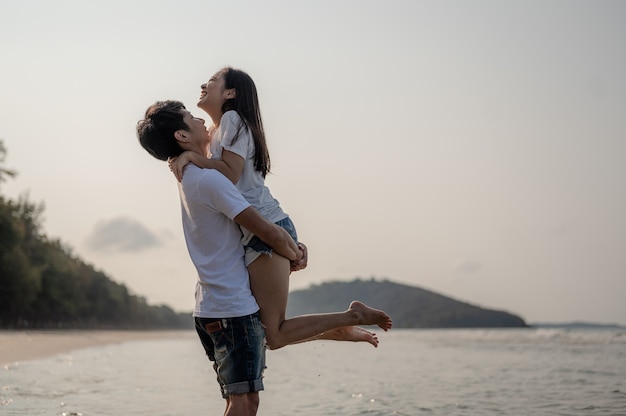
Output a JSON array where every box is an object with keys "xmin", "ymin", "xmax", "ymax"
[{"xmin": 0, "ymin": 329, "xmax": 193, "ymax": 366}]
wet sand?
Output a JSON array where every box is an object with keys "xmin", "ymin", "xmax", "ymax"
[{"xmin": 0, "ymin": 330, "xmax": 192, "ymax": 365}]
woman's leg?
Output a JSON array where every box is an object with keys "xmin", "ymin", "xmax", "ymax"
[
  {"xmin": 296, "ymin": 326, "xmax": 381, "ymax": 348},
  {"xmin": 247, "ymin": 253, "xmax": 392, "ymax": 350}
]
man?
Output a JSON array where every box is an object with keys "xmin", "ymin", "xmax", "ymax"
[{"xmin": 137, "ymin": 100, "xmax": 301, "ymax": 415}]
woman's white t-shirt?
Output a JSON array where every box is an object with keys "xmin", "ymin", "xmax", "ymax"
[{"xmin": 210, "ymin": 111, "xmax": 287, "ymax": 243}]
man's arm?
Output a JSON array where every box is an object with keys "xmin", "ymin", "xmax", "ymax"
[{"xmin": 233, "ymin": 207, "xmax": 302, "ymax": 261}]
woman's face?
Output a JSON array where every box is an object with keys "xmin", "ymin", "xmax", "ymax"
[{"xmin": 197, "ymin": 71, "xmax": 229, "ymax": 113}]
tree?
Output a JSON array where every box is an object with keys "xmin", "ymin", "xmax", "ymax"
[
  {"xmin": 0, "ymin": 140, "xmax": 17, "ymax": 189},
  {"xmin": 0, "ymin": 199, "xmax": 43, "ymax": 326}
]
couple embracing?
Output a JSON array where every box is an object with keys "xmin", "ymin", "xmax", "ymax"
[{"xmin": 137, "ymin": 66, "xmax": 392, "ymax": 416}]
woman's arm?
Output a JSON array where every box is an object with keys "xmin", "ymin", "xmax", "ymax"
[{"xmin": 169, "ymin": 149, "xmax": 244, "ymax": 184}]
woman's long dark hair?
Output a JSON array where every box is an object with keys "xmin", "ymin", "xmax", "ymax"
[{"xmin": 221, "ymin": 67, "xmax": 270, "ymax": 177}]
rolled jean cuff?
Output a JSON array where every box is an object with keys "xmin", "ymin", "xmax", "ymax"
[{"xmin": 223, "ymin": 378, "xmax": 264, "ymax": 397}]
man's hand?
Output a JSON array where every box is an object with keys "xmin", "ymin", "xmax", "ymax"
[{"xmin": 290, "ymin": 243, "xmax": 308, "ymax": 272}]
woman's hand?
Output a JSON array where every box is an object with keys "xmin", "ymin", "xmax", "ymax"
[{"xmin": 168, "ymin": 152, "xmax": 192, "ymax": 182}]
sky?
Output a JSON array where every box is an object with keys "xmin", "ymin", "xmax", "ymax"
[{"xmin": 1, "ymin": 0, "xmax": 625, "ymax": 325}]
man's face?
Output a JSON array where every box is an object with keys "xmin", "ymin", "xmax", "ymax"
[{"xmin": 181, "ymin": 110, "xmax": 210, "ymax": 149}]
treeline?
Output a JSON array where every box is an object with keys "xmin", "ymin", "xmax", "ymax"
[{"xmin": 0, "ymin": 140, "xmax": 190, "ymax": 330}]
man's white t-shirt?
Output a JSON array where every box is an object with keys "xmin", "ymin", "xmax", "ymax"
[{"xmin": 178, "ymin": 164, "xmax": 259, "ymax": 318}]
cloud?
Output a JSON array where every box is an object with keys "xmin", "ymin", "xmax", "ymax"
[{"xmin": 85, "ymin": 217, "xmax": 163, "ymax": 253}]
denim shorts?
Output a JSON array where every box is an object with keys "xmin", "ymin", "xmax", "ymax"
[
  {"xmin": 194, "ymin": 312, "xmax": 266, "ymax": 398},
  {"xmin": 244, "ymin": 216, "xmax": 298, "ymax": 266}
]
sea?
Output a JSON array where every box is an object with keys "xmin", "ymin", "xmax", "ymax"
[{"xmin": 1, "ymin": 328, "xmax": 625, "ymax": 416}]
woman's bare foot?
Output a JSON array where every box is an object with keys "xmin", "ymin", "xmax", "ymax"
[
  {"xmin": 348, "ymin": 301, "xmax": 393, "ymax": 331},
  {"xmin": 323, "ymin": 326, "xmax": 380, "ymax": 347}
]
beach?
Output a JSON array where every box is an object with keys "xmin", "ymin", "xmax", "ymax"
[{"xmin": 0, "ymin": 330, "xmax": 190, "ymax": 366}]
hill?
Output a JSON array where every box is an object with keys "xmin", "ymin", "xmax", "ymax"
[
  {"xmin": 286, "ymin": 279, "xmax": 528, "ymax": 328},
  {"xmin": 0, "ymin": 191, "xmax": 191, "ymax": 330}
]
